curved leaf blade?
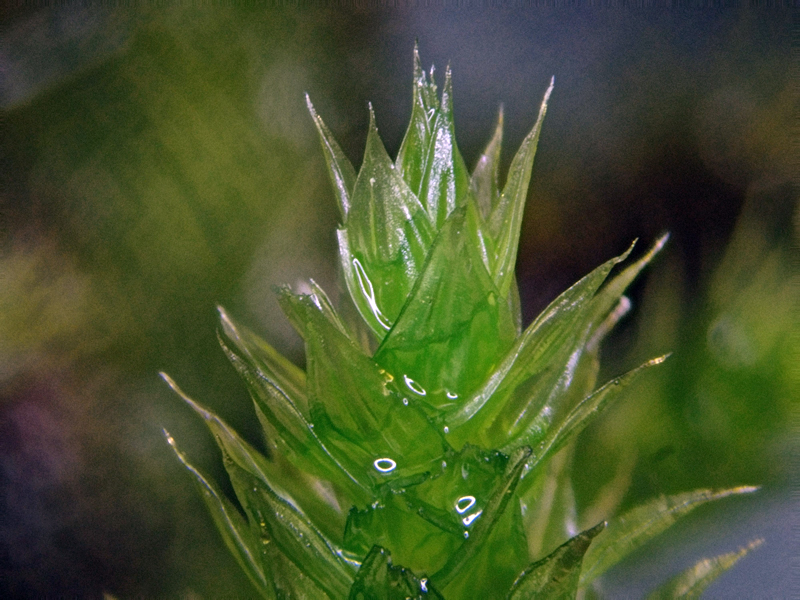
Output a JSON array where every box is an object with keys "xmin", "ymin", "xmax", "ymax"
[
  {"xmin": 579, "ymin": 486, "xmax": 760, "ymax": 586},
  {"xmin": 645, "ymin": 539, "xmax": 763, "ymax": 600}
]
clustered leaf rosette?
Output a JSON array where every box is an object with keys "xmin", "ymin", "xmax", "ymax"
[{"xmin": 164, "ymin": 47, "xmax": 760, "ymax": 599}]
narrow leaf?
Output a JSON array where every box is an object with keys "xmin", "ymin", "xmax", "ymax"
[
  {"xmin": 396, "ymin": 44, "xmax": 439, "ymax": 197},
  {"xmin": 164, "ymin": 431, "xmax": 274, "ymax": 599},
  {"xmin": 580, "ymin": 486, "xmax": 760, "ymax": 586},
  {"xmin": 162, "ymin": 373, "xmax": 348, "ymax": 542},
  {"xmin": 418, "ymin": 65, "xmax": 470, "ymax": 228},
  {"xmin": 517, "ymin": 354, "xmax": 669, "ymax": 465},
  {"xmin": 225, "ymin": 450, "xmax": 356, "ymax": 599},
  {"xmin": 646, "ymin": 539, "xmax": 763, "ymax": 600},
  {"xmin": 349, "ymin": 545, "xmax": 445, "ymax": 600},
  {"xmin": 307, "ymin": 94, "xmax": 357, "ymax": 221},
  {"xmin": 507, "ymin": 522, "xmax": 605, "ymax": 600},
  {"xmin": 445, "ymin": 242, "xmax": 634, "ymax": 439},
  {"xmin": 470, "ymin": 106, "xmax": 504, "ymax": 220},
  {"xmin": 489, "ymin": 77, "xmax": 554, "ymax": 298},
  {"xmin": 218, "ymin": 306, "xmax": 306, "ymax": 412}
]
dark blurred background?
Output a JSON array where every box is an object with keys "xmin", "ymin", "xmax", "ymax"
[{"xmin": 1, "ymin": 5, "xmax": 795, "ymax": 598}]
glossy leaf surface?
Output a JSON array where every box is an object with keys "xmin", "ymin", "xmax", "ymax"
[
  {"xmin": 507, "ymin": 522, "xmax": 605, "ymax": 600},
  {"xmin": 348, "ymin": 545, "xmax": 444, "ymax": 600}
]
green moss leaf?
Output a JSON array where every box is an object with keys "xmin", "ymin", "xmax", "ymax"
[
  {"xmin": 306, "ymin": 95, "xmax": 357, "ymax": 221},
  {"xmin": 488, "ymin": 78, "xmax": 553, "ymax": 298},
  {"xmin": 470, "ymin": 107, "xmax": 503, "ymax": 221},
  {"xmin": 507, "ymin": 522, "xmax": 605, "ymax": 600},
  {"xmin": 349, "ymin": 545, "xmax": 445, "ymax": 600},
  {"xmin": 579, "ymin": 486, "xmax": 760, "ymax": 586},
  {"xmin": 164, "ymin": 431, "xmax": 274, "ymax": 599},
  {"xmin": 396, "ymin": 45, "xmax": 439, "ymax": 198},
  {"xmin": 445, "ymin": 242, "xmax": 634, "ymax": 447},
  {"xmin": 433, "ymin": 446, "xmax": 531, "ymax": 590},
  {"xmin": 285, "ymin": 289, "xmax": 448, "ymax": 488},
  {"xmin": 646, "ymin": 540, "xmax": 763, "ymax": 600},
  {"xmin": 375, "ymin": 204, "xmax": 517, "ymax": 411},
  {"xmin": 418, "ymin": 66, "xmax": 470, "ymax": 228},
  {"xmin": 341, "ymin": 107, "xmax": 435, "ymax": 337},
  {"xmin": 216, "ymin": 310, "xmax": 371, "ymax": 505},
  {"xmin": 224, "ymin": 449, "xmax": 356, "ymax": 599}
]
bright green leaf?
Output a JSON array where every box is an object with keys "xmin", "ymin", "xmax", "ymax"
[{"xmin": 349, "ymin": 545, "xmax": 445, "ymax": 600}]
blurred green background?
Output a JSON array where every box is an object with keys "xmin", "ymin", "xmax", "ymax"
[{"xmin": 1, "ymin": 5, "xmax": 794, "ymax": 598}]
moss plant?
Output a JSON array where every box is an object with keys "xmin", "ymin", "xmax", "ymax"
[{"xmin": 163, "ymin": 47, "xmax": 759, "ymax": 599}]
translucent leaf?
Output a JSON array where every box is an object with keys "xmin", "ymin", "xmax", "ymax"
[
  {"xmin": 218, "ymin": 306, "xmax": 306, "ymax": 413},
  {"xmin": 489, "ymin": 77, "xmax": 554, "ymax": 298},
  {"xmin": 507, "ymin": 522, "xmax": 605, "ymax": 600},
  {"xmin": 439, "ymin": 489, "xmax": 529, "ymax": 600},
  {"xmin": 470, "ymin": 106, "xmax": 503, "ymax": 220},
  {"xmin": 291, "ymin": 289, "xmax": 448, "ymax": 487},
  {"xmin": 276, "ymin": 281, "xmax": 352, "ymax": 344},
  {"xmin": 375, "ymin": 204, "xmax": 517, "ymax": 410},
  {"xmin": 343, "ymin": 492, "xmax": 460, "ymax": 576},
  {"xmin": 164, "ymin": 431, "xmax": 274, "ymax": 599},
  {"xmin": 306, "ymin": 95, "xmax": 357, "ymax": 221},
  {"xmin": 579, "ymin": 486, "xmax": 760, "ymax": 586},
  {"xmin": 445, "ymin": 242, "xmax": 634, "ymax": 444},
  {"xmin": 396, "ymin": 44, "xmax": 439, "ymax": 197},
  {"xmin": 587, "ymin": 233, "xmax": 669, "ymax": 331},
  {"xmin": 432, "ymin": 446, "xmax": 531, "ymax": 589},
  {"xmin": 216, "ymin": 315, "xmax": 370, "ymax": 505},
  {"xmin": 162, "ymin": 373, "xmax": 349, "ymax": 542},
  {"xmin": 341, "ymin": 108, "xmax": 435, "ymax": 335},
  {"xmin": 403, "ymin": 445, "xmax": 511, "ymax": 538},
  {"xmin": 418, "ymin": 66, "xmax": 470, "ymax": 228},
  {"xmin": 349, "ymin": 545, "xmax": 445, "ymax": 600},
  {"xmin": 518, "ymin": 355, "xmax": 669, "ymax": 467},
  {"xmin": 646, "ymin": 540, "xmax": 763, "ymax": 600},
  {"xmin": 224, "ymin": 449, "xmax": 356, "ymax": 599}
]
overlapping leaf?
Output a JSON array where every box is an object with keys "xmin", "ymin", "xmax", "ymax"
[
  {"xmin": 375, "ymin": 203, "xmax": 518, "ymax": 410},
  {"xmin": 281, "ymin": 288, "xmax": 449, "ymax": 488},
  {"xmin": 349, "ymin": 545, "xmax": 444, "ymax": 600}
]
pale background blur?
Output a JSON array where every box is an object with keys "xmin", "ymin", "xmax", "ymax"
[{"xmin": 1, "ymin": 5, "xmax": 794, "ymax": 598}]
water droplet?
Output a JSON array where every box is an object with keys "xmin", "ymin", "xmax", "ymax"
[
  {"xmin": 446, "ymin": 391, "xmax": 458, "ymax": 399},
  {"xmin": 462, "ymin": 510, "xmax": 483, "ymax": 526},
  {"xmin": 455, "ymin": 496, "xmax": 476, "ymax": 514},
  {"xmin": 373, "ymin": 458, "xmax": 397, "ymax": 473},
  {"xmin": 443, "ymin": 426, "xmax": 450, "ymax": 434},
  {"xmin": 402, "ymin": 398, "xmax": 409, "ymax": 406},
  {"xmin": 403, "ymin": 375, "xmax": 426, "ymax": 396}
]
